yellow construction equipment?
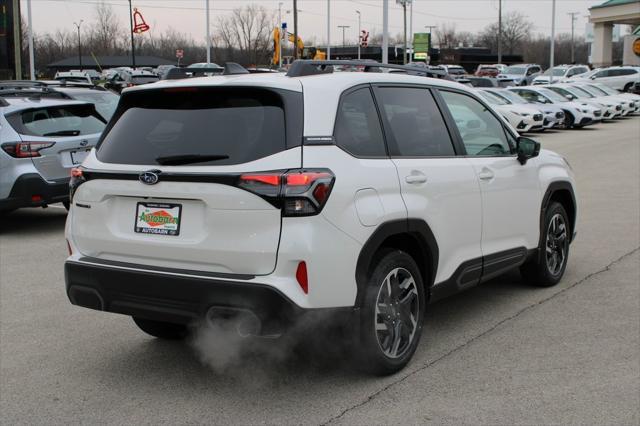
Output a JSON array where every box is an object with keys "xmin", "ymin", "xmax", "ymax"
[{"xmin": 272, "ymin": 28, "xmax": 325, "ymax": 66}]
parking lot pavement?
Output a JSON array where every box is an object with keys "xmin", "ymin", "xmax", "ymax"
[{"xmin": 1, "ymin": 117, "xmax": 639, "ymax": 425}]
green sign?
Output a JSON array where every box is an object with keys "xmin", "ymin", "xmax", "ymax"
[
  {"xmin": 413, "ymin": 32, "xmax": 430, "ymax": 54},
  {"xmin": 413, "ymin": 52, "xmax": 427, "ymax": 60}
]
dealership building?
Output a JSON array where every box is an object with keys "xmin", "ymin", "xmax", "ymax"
[{"xmin": 589, "ymin": 0, "xmax": 640, "ymax": 67}]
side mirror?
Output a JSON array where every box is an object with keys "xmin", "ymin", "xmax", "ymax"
[
  {"xmin": 517, "ymin": 137, "xmax": 540, "ymax": 165},
  {"xmin": 567, "ymin": 94, "xmax": 576, "ymax": 100},
  {"xmin": 590, "ymin": 75, "xmax": 597, "ymax": 80}
]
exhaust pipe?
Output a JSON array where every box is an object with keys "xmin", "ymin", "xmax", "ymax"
[{"xmin": 206, "ymin": 306, "xmax": 262, "ymax": 338}]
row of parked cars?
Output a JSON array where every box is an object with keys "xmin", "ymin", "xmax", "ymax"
[{"xmin": 1, "ymin": 61, "xmax": 638, "ymax": 214}]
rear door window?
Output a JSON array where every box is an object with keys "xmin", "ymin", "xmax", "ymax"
[
  {"xmin": 376, "ymin": 87, "xmax": 456, "ymax": 157},
  {"xmin": 6, "ymin": 104, "xmax": 106, "ymax": 137},
  {"xmin": 334, "ymin": 87, "xmax": 386, "ymax": 157},
  {"xmin": 97, "ymin": 87, "xmax": 302, "ymax": 166}
]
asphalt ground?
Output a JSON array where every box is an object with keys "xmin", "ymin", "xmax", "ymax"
[{"xmin": 1, "ymin": 116, "xmax": 639, "ymax": 425}]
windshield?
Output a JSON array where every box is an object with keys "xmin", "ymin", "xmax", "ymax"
[
  {"xmin": 478, "ymin": 91, "xmax": 509, "ymax": 105},
  {"xmin": 544, "ymin": 68, "xmax": 568, "ymax": 77},
  {"xmin": 490, "ymin": 90, "xmax": 528, "ymax": 104},
  {"xmin": 66, "ymin": 91, "xmax": 120, "ymax": 121},
  {"xmin": 131, "ymin": 76, "xmax": 159, "ymax": 84},
  {"xmin": 593, "ymin": 84, "xmax": 619, "ymax": 95},
  {"xmin": 504, "ymin": 66, "xmax": 526, "ymax": 75},
  {"xmin": 576, "ymin": 85, "xmax": 603, "ymax": 97},
  {"xmin": 447, "ymin": 67, "xmax": 465, "ymax": 75},
  {"xmin": 538, "ymin": 88, "xmax": 568, "ymax": 103},
  {"xmin": 97, "ymin": 87, "xmax": 297, "ymax": 166},
  {"xmin": 568, "ymin": 86, "xmax": 594, "ymax": 98},
  {"xmin": 7, "ymin": 104, "xmax": 106, "ymax": 137}
]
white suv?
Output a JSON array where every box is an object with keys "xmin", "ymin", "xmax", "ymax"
[
  {"xmin": 64, "ymin": 61, "xmax": 578, "ymax": 375},
  {"xmin": 577, "ymin": 66, "xmax": 640, "ymax": 92}
]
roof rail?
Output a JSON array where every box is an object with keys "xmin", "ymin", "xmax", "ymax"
[
  {"xmin": 0, "ymin": 80, "xmax": 48, "ymax": 90},
  {"xmin": 285, "ymin": 60, "xmax": 447, "ymax": 78},
  {"xmin": 164, "ymin": 62, "xmax": 248, "ymax": 80}
]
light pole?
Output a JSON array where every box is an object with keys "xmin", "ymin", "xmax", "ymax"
[
  {"xmin": 356, "ymin": 10, "xmax": 361, "ymax": 60},
  {"xmin": 550, "ymin": 0, "xmax": 556, "ymax": 84},
  {"xmin": 382, "ymin": 0, "xmax": 388, "ymax": 64},
  {"xmin": 278, "ymin": 2, "xmax": 283, "ymax": 68},
  {"xmin": 128, "ymin": 0, "xmax": 136, "ymax": 68},
  {"xmin": 338, "ymin": 25, "xmax": 350, "ymax": 47},
  {"xmin": 397, "ymin": 0, "xmax": 411, "ymax": 65},
  {"xmin": 425, "ymin": 25, "xmax": 436, "ymax": 63},
  {"xmin": 293, "ymin": 0, "xmax": 298, "ymax": 59},
  {"xmin": 73, "ymin": 20, "xmax": 83, "ymax": 71},
  {"xmin": 206, "ymin": 0, "xmax": 211, "ymax": 65},
  {"xmin": 498, "ymin": 0, "xmax": 502, "ymax": 64},
  {"xmin": 27, "ymin": 0, "xmax": 35, "ymax": 80},
  {"xmin": 327, "ymin": 0, "xmax": 331, "ymax": 60},
  {"xmin": 568, "ymin": 12, "xmax": 579, "ymax": 64}
]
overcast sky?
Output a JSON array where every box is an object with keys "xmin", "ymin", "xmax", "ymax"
[{"xmin": 26, "ymin": 0, "xmax": 609, "ymax": 44}]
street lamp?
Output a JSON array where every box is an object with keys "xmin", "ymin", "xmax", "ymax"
[
  {"xmin": 396, "ymin": 0, "xmax": 412, "ymax": 65},
  {"xmin": 73, "ymin": 20, "xmax": 83, "ymax": 71},
  {"xmin": 338, "ymin": 25, "xmax": 350, "ymax": 48},
  {"xmin": 356, "ymin": 10, "xmax": 361, "ymax": 60},
  {"xmin": 278, "ymin": 2, "xmax": 283, "ymax": 68}
]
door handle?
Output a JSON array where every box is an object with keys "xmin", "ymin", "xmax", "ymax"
[
  {"xmin": 405, "ymin": 173, "xmax": 427, "ymax": 184},
  {"xmin": 478, "ymin": 168, "xmax": 495, "ymax": 181}
]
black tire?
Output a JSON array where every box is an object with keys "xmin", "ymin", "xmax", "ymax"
[
  {"xmin": 62, "ymin": 201, "xmax": 70, "ymax": 211},
  {"xmin": 521, "ymin": 202, "xmax": 570, "ymax": 287},
  {"xmin": 132, "ymin": 317, "xmax": 188, "ymax": 340},
  {"xmin": 564, "ymin": 111, "xmax": 575, "ymax": 129},
  {"xmin": 623, "ymin": 82, "xmax": 633, "ymax": 93},
  {"xmin": 354, "ymin": 249, "xmax": 426, "ymax": 375}
]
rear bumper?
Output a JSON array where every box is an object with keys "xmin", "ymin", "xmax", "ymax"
[
  {"xmin": 0, "ymin": 173, "xmax": 68, "ymax": 212},
  {"xmin": 64, "ymin": 259, "xmax": 353, "ymax": 333}
]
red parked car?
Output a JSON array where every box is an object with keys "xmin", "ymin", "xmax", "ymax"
[{"xmin": 475, "ymin": 65, "xmax": 499, "ymax": 77}]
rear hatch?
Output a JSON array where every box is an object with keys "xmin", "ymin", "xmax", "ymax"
[
  {"xmin": 5, "ymin": 102, "xmax": 105, "ymax": 180},
  {"xmin": 70, "ymin": 85, "xmax": 303, "ymax": 276}
]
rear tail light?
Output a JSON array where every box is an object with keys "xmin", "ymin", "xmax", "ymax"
[
  {"xmin": 1, "ymin": 141, "xmax": 55, "ymax": 158},
  {"xmin": 238, "ymin": 169, "xmax": 335, "ymax": 217},
  {"xmin": 296, "ymin": 261, "xmax": 308, "ymax": 294},
  {"xmin": 69, "ymin": 167, "xmax": 86, "ymax": 202}
]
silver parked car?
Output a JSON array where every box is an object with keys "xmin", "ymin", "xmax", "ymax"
[{"xmin": 0, "ymin": 96, "xmax": 106, "ymax": 212}]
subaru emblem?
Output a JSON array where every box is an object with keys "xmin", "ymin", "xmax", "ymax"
[{"xmin": 139, "ymin": 171, "xmax": 160, "ymax": 185}]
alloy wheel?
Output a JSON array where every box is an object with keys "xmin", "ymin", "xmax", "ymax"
[{"xmin": 545, "ymin": 213, "xmax": 568, "ymax": 276}]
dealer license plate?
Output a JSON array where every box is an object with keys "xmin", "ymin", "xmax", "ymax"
[{"xmin": 134, "ymin": 202, "xmax": 182, "ymax": 236}]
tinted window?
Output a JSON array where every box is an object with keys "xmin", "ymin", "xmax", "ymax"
[
  {"xmin": 97, "ymin": 88, "xmax": 298, "ymax": 166},
  {"xmin": 7, "ymin": 104, "xmax": 106, "ymax": 137},
  {"xmin": 619, "ymin": 69, "xmax": 638, "ymax": 76},
  {"xmin": 440, "ymin": 90, "xmax": 512, "ymax": 156},
  {"xmin": 334, "ymin": 87, "xmax": 386, "ymax": 157},
  {"xmin": 377, "ymin": 87, "xmax": 455, "ymax": 157}
]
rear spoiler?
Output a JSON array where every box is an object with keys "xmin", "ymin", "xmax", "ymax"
[{"xmin": 164, "ymin": 63, "xmax": 249, "ymax": 80}]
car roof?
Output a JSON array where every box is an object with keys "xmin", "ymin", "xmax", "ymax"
[{"xmin": 0, "ymin": 96, "xmax": 91, "ymax": 113}]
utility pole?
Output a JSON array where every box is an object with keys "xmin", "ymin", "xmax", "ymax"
[
  {"xmin": 327, "ymin": 0, "xmax": 331, "ymax": 60},
  {"xmin": 27, "ymin": 0, "xmax": 35, "ymax": 79},
  {"xmin": 356, "ymin": 10, "xmax": 361, "ymax": 60},
  {"xmin": 397, "ymin": 0, "xmax": 410, "ymax": 65},
  {"xmin": 278, "ymin": 2, "xmax": 283, "ymax": 67},
  {"xmin": 498, "ymin": 0, "xmax": 502, "ymax": 64},
  {"xmin": 74, "ymin": 21, "xmax": 83, "ymax": 71},
  {"xmin": 128, "ymin": 0, "xmax": 136, "ymax": 68},
  {"xmin": 550, "ymin": 0, "xmax": 556, "ymax": 83},
  {"xmin": 293, "ymin": 0, "xmax": 298, "ymax": 59},
  {"xmin": 425, "ymin": 25, "xmax": 436, "ymax": 62},
  {"xmin": 382, "ymin": 0, "xmax": 388, "ymax": 64},
  {"xmin": 12, "ymin": 0, "xmax": 21, "ymax": 79},
  {"xmin": 409, "ymin": 0, "xmax": 413, "ymax": 58},
  {"xmin": 568, "ymin": 12, "xmax": 579, "ymax": 64},
  {"xmin": 338, "ymin": 25, "xmax": 350, "ymax": 47},
  {"xmin": 206, "ymin": 0, "xmax": 211, "ymax": 65}
]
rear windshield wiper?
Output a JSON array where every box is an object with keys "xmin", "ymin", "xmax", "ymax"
[
  {"xmin": 155, "ymin": 154, "xmax": 230, "ymax": 166},
  {"xmin": 42, "ymin": 130, "xmax": 81, "ymax": 136}
]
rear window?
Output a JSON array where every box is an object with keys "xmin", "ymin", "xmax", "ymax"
[
  {"xmin": 6, "ymin": 104, "xmax": 106, "ymax": 137},
  {"xmin": 97, "ymin": 87, "xmax": 301, "ymax": 166}
]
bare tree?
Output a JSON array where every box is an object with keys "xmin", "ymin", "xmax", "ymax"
[
  {"xmin": 479, "ymin": 11, "xmax": 534, "ymax": 55},
  {"xmin": 90, "ymin": 1, "xmax": 122, "ymax": 55},
  {"xmin": 435, "ymin": 23, "xmax": 459, "ymax": 49},
  {"xmin": 215, "ymin": 5, "xmax": 274, "ymax": 66}
]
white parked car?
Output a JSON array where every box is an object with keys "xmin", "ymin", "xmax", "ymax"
[
  {"xmin": 573, "ymin": 83, "xmax": 636, "ymax": 116},
  {"xmin": 508, "ymin": 86, "xmax": 602, "ymax": 128},
  {"xmin": 532, "ymin": 65, "xmax": 590, "ymax": 85},
  {"xmin": 484, "ymin": 88, "xmax": 566, "ymax": 129},
  {"xmin": 64, "ymin": 61, "xmax": 578, "ymax": 375},
  {"xmin": 578, "ymin": 82, "xmax": 638, "ymax": 114},
  {"xmin": 475, "ymin": 89, "xmax": 544, "ymax": 132},
  {"xmin": 575, "ymin": 66, "xmax": 640, "ymax": 92},
  {"xmin": 54, "ymin": 71, "xmax": 93, "ymax": 85},
  {"xmin": 544, "ymin": 84, "xmax": 622, "ymax": 120}
]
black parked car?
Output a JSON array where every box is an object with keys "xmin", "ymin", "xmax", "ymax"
[{"xmin": 104, "ymin": 70, "xmax": 159, "ymax": 93}]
